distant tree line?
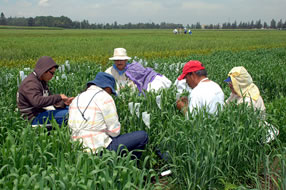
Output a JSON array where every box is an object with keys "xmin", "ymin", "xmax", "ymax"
[
  {"xmin": 0, "ymin": 12, "xmax": 183, "ymax": 29},
  {"xmin": 199, "ymin": 19, "xmax": 286, "ymax": 29},
  {"xmin": 1, "ymin": 12, "xmax": 286, "ymax": 30}
]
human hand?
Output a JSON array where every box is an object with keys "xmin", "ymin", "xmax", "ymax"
[
  {"xmin": 60, "ymin": 94, "xmax": 74, "ymax": 105},
  {"xmin": 180, "ymin": 96, "xmax": 188, "ymax": 103},
  {"xmin": 176, "ymin": 96, "xmax": 188, "ymax": 112},
  {"xmin": 64, "ymin": 97, "xmax": 74, "ymax": 105},
  {"xmin": 60, "ymin": 94, "xmax": 68, "ymax": 101}
]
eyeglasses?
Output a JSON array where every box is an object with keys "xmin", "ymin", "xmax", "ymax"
[{"xmin": 48, "ymin": 70, "xmax": 55, "ymax": 75}]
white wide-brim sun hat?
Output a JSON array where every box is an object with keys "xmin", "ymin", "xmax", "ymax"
[{"xmin": 109, "ymin": 48, "xmax": 131, "ymax": 60}]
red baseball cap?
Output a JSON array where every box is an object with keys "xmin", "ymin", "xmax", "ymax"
[{"xmin": 177, "ymin": 60, "xmax": 205, "ymax": 80}]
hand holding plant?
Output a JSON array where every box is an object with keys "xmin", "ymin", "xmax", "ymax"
[
  {"xmin": 176, "ymin": 96, "xmax": 188, "ymax": 114},
  {"xmin": 60, "ymin": 94, "xmax": 74, "ymax": 105}
]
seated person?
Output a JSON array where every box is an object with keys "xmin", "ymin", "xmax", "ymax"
[
  {"xmin": 125, "ymin": 61, "xmax": 172, "ymax": 94},
  {"xmin": 17, "ymin": 56, "xmax": 73, "ymax": 128},
  {"xmin": 176, "ymin": 60, "xmax": 224, "ymax": 115},
  {"xmin": 68, "ymin": 72, "xmax": 148, "ymax": 158},
  {"xmin": 224, "ymin": 66, "xmax": 279, "ymax": 142},
  {"xmin": 105, "ymin": 48, "xmax": 136, "ymax": 92},
  {"xmin": 224, "ymin": 66, "xmax": 266, "ymax": 117},
  {"xmin": 106, "ymin": 47, "xmax": 171, "ymax": 94}
]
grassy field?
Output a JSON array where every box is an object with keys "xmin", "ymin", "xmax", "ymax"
[
  {"xmin": 0, "ymin": 25, "xmax": 64, "ymax": 30},
  {"xmin": 0, "ymin": 29, "xmax": 286, "ymax": 67},
  {"xmin": 0, "ymin": 29, "xmax": 286, "ymax": 189}
]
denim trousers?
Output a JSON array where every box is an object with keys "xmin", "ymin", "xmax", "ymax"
[
  {"xmin": 31, "ymin": 108, "xmax": 69, "ymax": 127},
  {"xmin": 107, "ymin": 130, "xmax": 148, "ymax": 159}
]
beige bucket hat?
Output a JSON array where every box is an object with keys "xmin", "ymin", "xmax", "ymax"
[{"xmin": 109, "ymin": 48, "xmax": 131, "ymax": 60}]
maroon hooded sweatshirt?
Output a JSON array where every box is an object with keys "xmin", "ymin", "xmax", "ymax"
[{"xmin": 17, "ymin": 56, "xmax": 64, "ymax": 120}]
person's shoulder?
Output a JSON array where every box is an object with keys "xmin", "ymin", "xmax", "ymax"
[
  {"xmin": 92, "ymin": 86, "xmax": 113, "ymax": 100},
  {"xmin": 193, "ymin": 81, "xmax": 222, "ymax": 96},
  {"xmin": 98, "ymin": 92, "xmax": 114, "ymax": 107},
  {"xmin": 19, "ymin": 73, "xmax": 40, "ymax": 89},
  {"xmin": 105, "ymin": 66, "xmax": 113, "ymax": 74},
  {"xmin": 208, "ymin": 81, "xmax": 223, "ymax": 91}
]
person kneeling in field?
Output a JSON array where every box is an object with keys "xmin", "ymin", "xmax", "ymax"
[
  {"xmin": 224, "ymin": 66, "xmax": 279, "ymax": 142},
  {"xmin": 225, "ymin": 66, "xmax": 266, "ymax": 115},
  {"xmin": 105, "ymin": 48, "xmax": 136, "ymax": 92},
  {"xmin": 106, "ymin": 48, "xmax": 171, "ymax": 94},
  {"xmin": 124, "ymin": 61, "xmax": 172, "ymax": 94},
  {"xmin": 176, "ymin": 60, "xmax": 224, "ymax": 115},
  {"xmin": 68, "ymin": 72, "xmax": 148, "ymax": 157},
  {"xmin": 17, "ymin": 56, "xmax": 74, "ymax": 129}
]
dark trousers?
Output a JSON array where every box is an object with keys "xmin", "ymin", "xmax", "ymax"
[
  {"xmin": 107, "ymin": 130, "xmax": 148, "ymax": 159},
  {"xmin": 32, "ymin": 108, "xmax": 69, "ymax": 127}
]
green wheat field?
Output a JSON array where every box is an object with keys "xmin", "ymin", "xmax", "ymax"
[{"xmin": 0, "ymin": 28, "xmax": 286, "ymax": 189}]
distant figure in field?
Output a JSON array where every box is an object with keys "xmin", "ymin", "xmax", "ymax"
[
  {"xmin": 105, "ymin": 48, "xmax": 171, "ymax": 94},
  {"xmin": 176, "ymin": 60, "xmax": 224, "ymax": 116},
  {"xmin": 17, "ymin": 56, "xmax": 74, "ymax": 128},
  {"xmin": 68, "ymin": 72, "xmax": 148, "ymax": 157},
  {"xmin": 188, "ymin": 29, "xmax": 192, "ymax": 35},
  {"xmin": 184, "ymin": 28, "xmax": 187, "ymax": 34},
  {"xmin": 173, "ymin": 28, "xmax": 178, "ymax": 34}
]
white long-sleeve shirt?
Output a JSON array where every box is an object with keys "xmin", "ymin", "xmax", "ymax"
[
  {"xmin": 174, "ymin": 79, "xmax": 192, "ymax": 94},
  {"xmin": 226, "ymin": 92, "xmax": 266, "ymax": 118},
  {"xmin": 189, "ymin": 80, "xmax": 224, "ymax": 115},
  {"xmin": 68, "ymin": 85, "xmax": 121, "ymax": 153}
]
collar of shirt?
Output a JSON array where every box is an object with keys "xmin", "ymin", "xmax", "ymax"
[{"xmin": 113, "ymin": 63, "xmax": 129, "ymax": 75}]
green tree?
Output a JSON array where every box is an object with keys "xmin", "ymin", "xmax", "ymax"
[
  {"xmin": 277, "ymin": 19, "xmax": 283, "ymax": 29},
  {"xmin": 231, "ymin": 21, "xmax": 237, "ymax": 29},
  {"xmin": 270, "ymin": 19, "xmax": 276, "ymax": 28},
  {"xmin": 28, "ymin": 17, "xmax": 34, "ymax": 26},
  {"xmin": 113, "ymin": 21, "xmax": 118, "ymax": 29},
  {"xmin": 283, "ymin": 21, "xmax": 286, "ymax": 29},
  {"xmin": 81, "ymin": 20, "xmax": 90, "ymax": 29},
  {"xmin": 255, "ymin": 19, "xmax": 262, "ymax": 29},
  {"xmin": 195, "ymin": 22, "xmax": 201, "ymax": 29},
  {"xmin": 0, "ymin": 12, "xmax": 7, "ymax": 25},
  {"xmin": 6, "ymin": 17, "xmax": 27, "ymax": 26},
  {"xmin": 250, "ymin": 20, "xmax": 254, "ymax": 28},
  {"xmin": 263, "ymin": 22, "xmax": 268, "ymax": 29}
]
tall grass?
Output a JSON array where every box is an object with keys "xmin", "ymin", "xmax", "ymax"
[{"xmin": 0, "ymin": 41, "xmax": 285, "ymax": 188}]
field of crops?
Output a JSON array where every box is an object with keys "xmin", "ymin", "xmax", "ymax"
[{"xmin": 0, "ymin": 29, "xmax": 286, "ymax": 189}]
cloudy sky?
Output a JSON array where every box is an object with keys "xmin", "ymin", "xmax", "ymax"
[{"xmin": 1, "ymin": 0, "xmax": 285, "ymax": 25}]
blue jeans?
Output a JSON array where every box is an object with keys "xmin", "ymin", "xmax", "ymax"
[
  {"xmin": 107, "ymin": 130, "xmax": 148, "ymax": 159},
  {"xmin": 32, "ymin": 108, "xmax": 69, "ymax": 128}
]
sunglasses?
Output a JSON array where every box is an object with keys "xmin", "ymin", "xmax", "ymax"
[{"xmin": 48, "ymin": 70, "xmax": 55, "ymax": 75}]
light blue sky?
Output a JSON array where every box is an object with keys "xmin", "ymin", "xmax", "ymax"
[{"xmin": 1, "ymin": 0, "xmax": 285, "ymax": 25}]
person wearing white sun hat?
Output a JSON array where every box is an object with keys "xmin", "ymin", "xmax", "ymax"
[
  {"xmin": 105, "ymin": 48, "xmax": 136, "ymax": 92},
  {"xmin": 106, "ymin": 48, "xmax": 172, "ymax": 94}
]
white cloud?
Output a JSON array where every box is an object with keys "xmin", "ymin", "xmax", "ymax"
[
  {"xmin": 38, "ymin": 0, "xmax": 50, "ymax": 7},
  {"xmin": 1, "ymin": 0, "xmax": 286, "ymax": 25},
  {"xmin": 182, "ymin": 1, "xmax": 224, "ymax": 11}
]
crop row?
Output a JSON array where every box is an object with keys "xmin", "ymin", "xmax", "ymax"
[{"xmin": 0, "ymin": 48, "xmax": 285, "ymax": 189}]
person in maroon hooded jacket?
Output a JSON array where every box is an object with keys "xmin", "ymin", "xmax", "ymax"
[{"xmin": 17, "ymin": 56, "xmax": 74, "ymax": 129}]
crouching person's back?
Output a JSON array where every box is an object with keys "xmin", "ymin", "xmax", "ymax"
[{"xmin": 68, "ymin": 72, "xmax": 148, "ymax": 158}]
